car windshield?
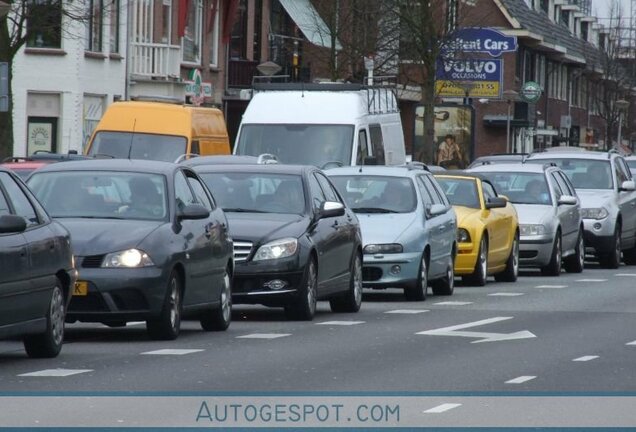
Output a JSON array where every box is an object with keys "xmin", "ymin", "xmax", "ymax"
[
  {"xmin": 627, "ymin": 160, "xmax": 636, "ymax": 170},
  {"xmin": 528, "ymin": 158, "xmax": 613, "ymax": 190},
  {"xmin": 198, "ymin": 172, "xmax": 306, "ymax": 215},
  {"xmin": 435, "ymin": 177, "xmax": 480, "ymax": 209},
  {"xmin": 329, "ymin": 175, "xmax": 416, "ymax": 214},
  {"xmin": 235, "ymin": 124, "xmax": 354, "ymax": 168},
  {"xmin": 27, "ymin": 171, "xmax": 168, "ymax": 221},
  {"xmin": 479, "ymin": 172, "xmax": 552, "ymax": 205},
  {"xmin": 89, "ymin": 131, "xmax": 187, "ymax": 162}
]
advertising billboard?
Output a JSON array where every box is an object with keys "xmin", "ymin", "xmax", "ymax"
[{"xmin": 435, "ymin": 58, "xmax": 502, "ymax": 99}]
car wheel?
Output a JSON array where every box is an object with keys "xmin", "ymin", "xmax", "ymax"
[
  {"xmin": 541, "ymin": 232, "xmax": 562, "ymax": 276},
  {"xmin": 147, "ymin": 271, "xmax": 182, "ymax": 340},
  {"xmin": 200, "ymin": 267, "xmax": 232, "ymax": 331},
  {"xmin": 495, "ymin": 232, "xmax": 519, "ymax": 282},
  {"xmin": 285, "ymin": 258, "xmax": 317, "ymax": 320},
  {"xmin": 24, "ymin": 279, "xmax": 66, "ymax": 358},
  {"xmin": 464, "ymin": 236, "xmax": 488, "ymax": 286},
  {"xmin": 431, "ymin": 255, "xmax": 455, "ymax": 296},
  {"xmin": 564, "ymin": 229, "xmax": 585, "ymax": 273},
  {"xmin": 600, "ymin": 224, "xmax": 621, "ymax": 269},
  {"xmin": 330, "ymin": 253, "xmax": 363, "ymax": 313},
  {"xmin": 405, "ymin": 253, "xmax": 427, "ymax": 301}
]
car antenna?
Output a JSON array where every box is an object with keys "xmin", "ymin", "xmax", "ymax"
[{"xmin": 127, "ymin": 118, "xmax": 136, "ymax": 159}]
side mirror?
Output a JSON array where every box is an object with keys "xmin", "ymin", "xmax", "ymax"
[
  {"xmin": 177, "ymin": 204, "xmax": 210, "ymax": 221},
  {"xmin": 319, "ymin": 201, "xmax": 345, "ymax": 218},
  {"xmin": 0, "ymin": 214, "xmax": 27, "ymax": 234},
  {"xmin": 558, "ymin": 195, "xmax": 577, "ymax": 205},
  {"xmin": 485, "ymin": 196, "xmax": 507, "ymax": 209},
  {"xmin": 427, "ymin": 203, "xmax": 446, "ymax": 217},
  {"xmin": 498, "ymin": 194, "xmax": 509, "ymax": 202},
  {"xmin": 620, "ymin": 180, "xmax": 636, "ymax": 192}
]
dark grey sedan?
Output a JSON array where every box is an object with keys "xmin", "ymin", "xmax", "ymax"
[
  {"xmin": 0, "ymin": 167, "xmax": 77, "ymax": 358},
  {"xmin": 27, "ymin": 159, "xmax": 233, "ymax": 340}
]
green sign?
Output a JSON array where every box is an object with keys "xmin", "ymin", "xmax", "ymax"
[{"xmin": 520, "ymin": 81, "xmax": 542, "ymax": 103}]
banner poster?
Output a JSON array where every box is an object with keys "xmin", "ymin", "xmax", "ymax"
[{"xmin": 413, "ymin": 105, "xmax": 473, "ymax": 168}]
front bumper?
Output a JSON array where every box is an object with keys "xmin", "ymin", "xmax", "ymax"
[
  {"xmin": 361, "ymin": 251, "xmax": 421, "ymax": 289},
  {"xmin": 519, "ymin": 235, "xmax": 553, "ymax": 267},
  {"xmin": 232, "ymin": 256, "xmax": 305, "ymax": 305},
  {"xmin": 455, "ymin": 241, "xmax": 478, "ymax": 274},
  {"xmin": 583, "ymin": 218, "xmax": 616, "ymax": 254},
  {"xmin": 67, "ymin": 266, "xmax": 167, "ymax": 322}
]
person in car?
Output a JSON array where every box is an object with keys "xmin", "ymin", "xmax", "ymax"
[{"xmin": 525, "ymin": 179, "xmax": 550, "ymax": 204}]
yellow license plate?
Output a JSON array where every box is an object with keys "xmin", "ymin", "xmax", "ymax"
[{"xmin": 73, "ymin": 281, "xmax": 88, "ymax": 296}]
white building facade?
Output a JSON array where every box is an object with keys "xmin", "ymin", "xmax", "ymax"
[{"xmin": 11, "ymin": 0, "xmax": 128, "ymax": 156}]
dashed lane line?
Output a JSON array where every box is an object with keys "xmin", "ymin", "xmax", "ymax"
[
  {"xmin": 505, "ymin": 375, "xmax": 537, "ymax": 384},
  {"xmin": 573, "ymin": 355, "xmax": 599, "ymax": 362},
  {"xmin": 433, "ymin": 301, "xmax": 473, "ymax": 306},
  {"xmin": 384, "ymin": 309, "xmax": 430, "ymax": 314},
  {"xmin": 236, "ymin": 333, "xmax": 292, "ymax": 339},
  {"xmin": 534, "ymin": 285, "xmax": 567, "ymax": 289},
  {"xmin": 488, "ymin": 293, "xmax": 525, "ymax": 297},
  {"xmin": 315, "ymin": 321, "xmax": 365, "ymax": 326},
  {"xmin": 422, "ymin": 403, "xmax": 462, "ymax": 414},
  {"xmin": 575, "ymin": 279, "xmax": 608, "ymax": 282},
  {"xmin": 18, "ymin": 369, "xmax": 93, "ymax": 377},
  {"xmin": 141, "ymin": 349, "xmax": 204, "ymax": 355},
  {"xmin": 626, "ymin": 340, "xmax": 636, "ymax": 346}
]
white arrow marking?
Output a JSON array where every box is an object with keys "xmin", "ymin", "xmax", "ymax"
[{"xmin": 416, "ymin": 316, "xmax": 536, "ymax": 343}]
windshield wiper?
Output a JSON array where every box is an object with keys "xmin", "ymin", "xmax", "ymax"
[
  {"xmin": 72, "ymin": 215, "xmax": 127, "ymax": 220},
  {"xmin": 223, "ymin": 208, "xmax": 268, "ymax": 213},
  {"xmin": 351, "ymin": 207, "xmax": 399, "ymax": 214}
]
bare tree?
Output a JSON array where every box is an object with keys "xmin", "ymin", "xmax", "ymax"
[{"xmin": 0, "ymin": 0, "xmax": 92, "ymax": 158}]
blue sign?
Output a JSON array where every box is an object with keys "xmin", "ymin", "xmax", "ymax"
[{"xmin": 443, "ymin": 27, "xmax": 518, "ymax": 57}]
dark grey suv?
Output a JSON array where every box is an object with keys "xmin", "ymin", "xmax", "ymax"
[{"xmin": 0, "ymin": 168, "xmax": 77, "ymax": 358}]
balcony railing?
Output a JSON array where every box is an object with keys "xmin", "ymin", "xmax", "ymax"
[
  {"xmin": 228, "ymin": 59, "xmax": 259, "ymax": 88},
  {"xmin": 131, "ymin": 42, "xmax": 181, "ymax": 79}
]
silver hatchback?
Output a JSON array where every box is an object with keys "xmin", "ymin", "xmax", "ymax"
[{"xmin": 468, "ymin": 163, "xmax": 584, "ymax": 275}]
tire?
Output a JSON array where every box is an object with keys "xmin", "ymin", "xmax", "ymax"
[
  {"xmin": 330, "ymin": 253, "xmax": 363, "ymax": 313},
  {"xmin": 285, "ymin": 258, "xmax": 317, "ymax": 320},
  {"xmin": 464, "ymin": 236, "xmax": 488, "ymax": 286},
  {"xmin": 599, "ymin": 224, "xmax": 621, "ymax": 269},
  {"xmin": 564, "ymin": 229, "xmax": 585, "ymax": 273},
  {"xmin": 541, "ymin": 232, "xmax": 562, "ymax": 276},
  {"xmin": 147, "ymin": 271, "xmax": 182, "ymax": 340},
  {"xmin": 405, "ymin": 253, "xmax": 427, "ymax": 301},
  {"xmin": 200, "ymin": 267, "xmax": 232, "ymax": 331},
  {"xmin": 495, "ymin": 232, "xmax": 519, "ymax": 282},
  {"xmin": 431, "ymin": 256, "xmax": 455, "ymax": 296},
  {"xmin": 24, "ymin": 279, "xmax": 66, "ymax": 358}
]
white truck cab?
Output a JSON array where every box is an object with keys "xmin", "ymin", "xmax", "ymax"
[{"xmin": 233, "ymin": 82, "xmax": 407, "ymax": 168}]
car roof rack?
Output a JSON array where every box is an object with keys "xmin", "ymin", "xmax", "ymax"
[
  {"xmin": 403, "ymin": 161, "xmax": 431, "ymax": 172},
  {"xmin": 174, "ymin": 153, "xmax": 200, "ymax": 163},
  {"xmin": 256, "ymin": 153, "xmax": 279, "ymax": 164}
]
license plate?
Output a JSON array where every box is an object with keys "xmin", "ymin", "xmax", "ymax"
[{"xmin": 73, "ymin": 281, "xmax": 88, "ymax": 296}]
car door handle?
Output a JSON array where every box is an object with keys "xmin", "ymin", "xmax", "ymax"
[
  {"xmin": 331, "ymin": 220, "xmax": 340, "ymax": 229},
  {"xmin": 438, "ymin": 225, "xmax": 446, "ymax": 231}
]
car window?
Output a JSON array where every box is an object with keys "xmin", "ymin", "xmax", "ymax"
[
  {"xmin": 481, "ymin": 181, "xmax": 497, "ymax": 200},
  {"xmin": 435, "ymin": 177, "xmax": 480, "ymax": 209},
  {"xmin": 556, "ymin": 171, "xmax": 576, "ymax": 196},
  {"xmin": 329, "ymin": 175, "xmax": 416, "ymax": 213},
  {"xmin": 615, "ymin": 158, "xmax": 629, "ymax": 186},
  {"xmin": 529, "ymin": 158, "xmax": 613, "ymax": 189},
  {"xmin": 307, "ymin": 173, "xmax": 326, "ymax": 211},
  {"xmin": 479, "ymin": 172, "xmax": 552, "ymax": 205},
  {"xmin": 368, "ymin": 125, "xmax": 385, "ymax": 165},
  {"xmin": 416, "ymin": 176, "xmax": 434, "ymax": 207},
  {"xmin": 0, "ymin": 172, "xmax": 39, "ymax": 226},
  {"xmin": 618, "ymin": 158, "xmax": 633, "ymax": 180},
  {"xmin": 314, "ymin": 172, "xmax": 341, "ymax": 203},
  {"xmin": 175, "ymin": 171, "xmax": 197, "ymax": 211},
  {"xmin": 356, "ymin": 130, "xmax": 369, "ymax": 165},
  {"xmin": 422, "ymin": 176, "xmax": 446, "ymax": 206},
  {"xmin": 0, "ymin": 185, "xmax": 11, "ymax": 216},
  {"xmin": 186, "ymin": 174, "xmax": 214, "ymax": 211},
  {"xmin": 549, "ymin": 173, "xmax": 564, "ymax": 199},
  {"xmin": 552, "ymin": 171, "xmax": 575, "ymax": 198}
]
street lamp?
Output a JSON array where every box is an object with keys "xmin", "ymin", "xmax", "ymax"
[
  {"xmin": 616, "ymin": 99, "xmax": 629, "ymax": 151},
  {"xmin": 503, "ymin": 90, "xmax": 519, "ymax": 153},
  {"xmin": 0, "ymin": 1, "xmax": 10, "ymax": 17}
]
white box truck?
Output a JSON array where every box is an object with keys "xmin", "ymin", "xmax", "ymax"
[{"xmin": 233, "ymin": 82, "xmax": 407, "ymax": 168}]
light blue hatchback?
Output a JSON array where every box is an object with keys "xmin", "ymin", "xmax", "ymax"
[{"xmin": 327, "ymin": 165, "xmax": 457, "ymax": 301}]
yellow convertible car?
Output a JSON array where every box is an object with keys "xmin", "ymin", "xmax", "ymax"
[{"xmin": 434, "ymin": 173, "xmax": 519, "ymax": 286}]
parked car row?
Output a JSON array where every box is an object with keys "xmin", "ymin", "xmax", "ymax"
[{"xmin": 3, "ymin": 147, "xmax": 636, "ymax": 359}]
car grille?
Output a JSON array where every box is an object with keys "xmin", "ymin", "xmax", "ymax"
[
  {"xmin": 233, "ymin": 241, "xmax": 253, "ymax": 263},
  {"xmin": 82, "ymin": 254, "xmax": 105, "ymax": 268}
]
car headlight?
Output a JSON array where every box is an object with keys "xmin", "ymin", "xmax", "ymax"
[
  {"xmin": 519, "ymin": 224, "xmax": 547, "ymax": 236},
  {"xmin": 456, "ymin": 228, "xmax": 471, "ymax": 243},
  {"xmin": 102, "ymin": 249, "xmax": 154, "ymax": 268},
  {"xmin": 581, "ymin": 207, "xmax": 609, "ymax": 220},
  {"xmin": 363, "ymin": 243, "xmax": 403, "ymax": 254},
  {"xmin": 253, "ymin": 238, "xmax": 298, "ymax": 261}
]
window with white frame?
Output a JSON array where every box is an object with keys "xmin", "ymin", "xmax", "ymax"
[
  {"xmin": 208, "ymin": 0, "xmax": 220, "ymax": 67},
  {"xmin": 182, "ymin": 0, "xmax": 203, "ymax": 63},
  {"xmin": 87, "ymin": 0, "xmax": 104, "ymax": 52},
  {"xmin": 162, "ymin": 0, "xmax": 172, "ymax": 44},
  {"xmin": 109, "ymin": 0, "xmax": 120, "ymax": 53},
  {"xmin": 26, "ymin": 0, "xmax": 63, "ymax": 48}
]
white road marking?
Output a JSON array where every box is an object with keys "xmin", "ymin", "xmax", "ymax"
[
  {"xmin": 18, "ymin": 369, "xmax": 93, "ymax": 377},
  {"xmin": 422, "ymin": 403, "xmax": 462, "ymax": 414},
  {"xmin": 573, "ymin": 355, "xmax": 599, "ymax": 362},
  {"xmin": 505, "ymin": 375, "xmax": 537, "ymax": 384},
  {"xmin": 489, "ymin": 292, "xmax": 525, "ymax": 297},
  {"xmin": 236, "ymin": 333, "xmax": 291, "ymax": 339},
  {"xmin": 615, "ymin": 274, "xmax": 636, "ymax": 277},
  {"xmin": 626, "ymin": 340, "xmax": 636, "ymax": 346},
  {"xmin": 416, "ymin": 316, "xmax": 536, "ymax": 343},
  {"xmin": 141, "ymin": 349, "xmax": 204, "ymax": 355},
  {"xmin": 127, "ymin": 321, "xmax": 145, "ymax": 326},
  {"xmin": 534, "ymin": 285, "xmax": 567, "ymax": 289},
  {"xmin": 315, "ymin": 321, "xmax": 365, "ymax": 326},
  {"xmin": 433, "ymin": 301, "xmax": 473, "ymax": 306},
  {"xmin": 575, "ymin": 279, "xmax": 607, "ymax": 282},
  {"xmin": 385, "ymin": 309, "xmax": 430, "ymax": 314}
]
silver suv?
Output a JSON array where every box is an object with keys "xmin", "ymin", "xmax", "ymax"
[
  {"xmin": 468, "ymin": 162, "xmax": 584, "ymax": 275},
  {"xmin": 525, "ymin": 149, "xmax": 636, "ymax": 268}
]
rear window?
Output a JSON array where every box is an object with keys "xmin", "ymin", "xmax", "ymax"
[{"xmin": 90, "ymin": 131, "xmax": 187, "ymax": 163}]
